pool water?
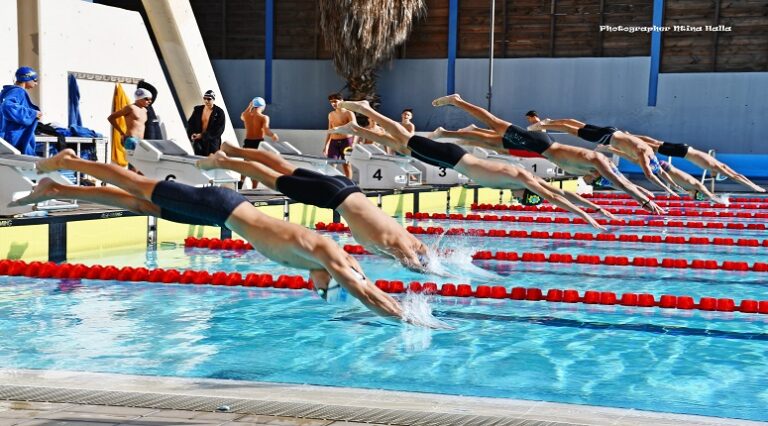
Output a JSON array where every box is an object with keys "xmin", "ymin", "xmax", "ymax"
[{"xmin": 1, "ymin": 205, "xmax": 767, "ymax": 422}]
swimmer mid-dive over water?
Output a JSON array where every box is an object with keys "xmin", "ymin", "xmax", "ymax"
[
  {"xmin": 329, "ymin": 100, "xmax": 609, "ymax": 232},
  {"xmin": 527, "ymin": 118, "xmax": 682, "ymax": 196},
  {"xmin": 8, "ymin": 149, "xmax": 420, "ymax": 324},
  {"xmin": 606, "ymin": 151, "xmax": 726, "ymax": 204},
  {"xmin": 629, "ymin": 134, "xmax": 766, "ymax": 194},
  {"xmin": 196, "ymin": 143, "xmax": 432, "ymax": 273},
  {"xmin": 428, "ymin": 94, "xmax": 665, "ymax": 214}
]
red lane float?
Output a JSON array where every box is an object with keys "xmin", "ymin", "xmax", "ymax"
[
  {"xmin": 184, "ymin": 229, "xmax": 768, "ymax": 256},
  {"xmin": 2, "ymin": 259, "xmax": 766, "ymax": 315},
  {"xmin": 0, "ymin": 259, "xmax": 307, "ymax": 289},
  {"xmin": 470, "ymin": 203, "xmax": 768, "ymax": 219},
  {"xmin": 550, "ymin": 199, "xmax": 768, "ymax": 210},
  {"xmin": 403, "ymin": 211, "xmax": 767, "ymax": 230},
  {"xmin": 581, "ymin": 193, "xmax": 764, "ymax": 203},
  {"xmin": 373, "ymin": 278, "xmax": 767, "ymax": 314},
  {"xmin": 471, "ymin": 250, "xmax": 768, "ymax": 273}
]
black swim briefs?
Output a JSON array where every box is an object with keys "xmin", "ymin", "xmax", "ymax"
[
  {"xmin": 577, "ymin": 124, "xmax": 619, "ymax": 145},
  {"xmin": 407, "ymin": 135, "xmax": 468, "ymax": 168},
  {"xmin": 276, "ymin": 168, "xmax": 363, "ymax": 210},
  {"xmin": 151, "ymin": 180, "xmax": 249, "ymax": 227},
  {"xmin": 501, "ymin": 124, "xmax": 553, "ymax": 155}
]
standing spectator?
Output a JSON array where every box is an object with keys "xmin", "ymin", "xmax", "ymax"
[
  {"xmin": 400, "ymin": 108, "xmax": 415, "ymax": 134},
  {"xmin": 0, "ymin": 66, "xmax": 41, "ymax": 155},
  {"xmin": 324, "ymin": 93, "xmax": 357, "ymax": 178},
  {"xmin": 238, "ymin": 96, "xmax": 279, "ymax": 189},
  {"xmin": 107, "ymin": 88, "xmax": 152, "ymax": 151},
  {"xmin": 241, "ymin": 96, "xmax": 278, "ymax": 149},
  {"xmin": 187, "ymin": 90, "xmax": 225, "ymax": 156},
  {"xmin": 138, "ymin": 80, "xmax": 163, "ymax": 140}
]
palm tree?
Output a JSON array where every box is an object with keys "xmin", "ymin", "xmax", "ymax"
[{"xmin": 318, "ymin": 0, "xmax": 425, "ymax": 108}]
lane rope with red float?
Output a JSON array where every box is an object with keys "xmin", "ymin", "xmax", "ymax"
[
  {"xmin": 582, "ymin": 194, "xmax": 765, "ymax": 202},
  {"xmin": 2, "ymin": 258, "xmax": 766, "ymax": 315},
  {"xmin": 401, "ymin": 212, "xmax": 767, "ymax": 230},
  {"xmin": 180, "ymin": 237, "xmax": 768, "ymax": 273},
  {"xmin": 470, "ymin": 203, "xmax": 768, "ymax": 219}
]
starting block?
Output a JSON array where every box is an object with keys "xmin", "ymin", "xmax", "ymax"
[
  {"xmin": 472, "ymin": 147, "xmax": 564, "ymax": 179},
  {"xmin": 350, "ymin": 144, "xmax": 422, "ymax": 189},
  {"xmin": 128, "ymin": 139, "xmax": 238, "ymax": 186},
  {"xmin": 0, "ymin": 138, "xmax": 77, "ymax": 216},
  {"xmin": 410, "ymin": 159, "xmax": 468, "ymax": 185},
  {"xmin": 258, "ymin": 141, "xmax": 342, "ymax": 176}
]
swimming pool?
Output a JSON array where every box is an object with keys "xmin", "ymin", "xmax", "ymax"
[{"xmin": 1, "ymin": 203, "xmax": 767, "ymax": 422}]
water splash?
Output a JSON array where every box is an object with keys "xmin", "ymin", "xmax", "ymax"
[
  {"xmin": 423, "ymin": 237, "xmax": 500, "ymax": 281},
  {"xmin": 400, "ymin": 291, "xmax": 453, "ymax": 330}
]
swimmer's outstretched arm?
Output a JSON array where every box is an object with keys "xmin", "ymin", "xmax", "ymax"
[
  {"xmin": 609, "ymin": 147, "xmax": 679, "ymax": 197},
  {"xmin": 310, "ymin": 242, "xmax": 402, "ymax": 318},
  {"xmin": 533, "ymin": 119, "xmax": 584, "ymax": 135},
  {"xmin": 545, "ymin": 182, "xmax": 619, "ymax": 220},
  {"xmin": 521, "ymin": 175, "xmax": 607, "ymax": 232},
  {"xmin": 684, "ymin": 148, "xmax": 766, "ymax": 193},
  {"xmin": 593, "ymin": 160, "xmax": 665, "ymax": 214}
]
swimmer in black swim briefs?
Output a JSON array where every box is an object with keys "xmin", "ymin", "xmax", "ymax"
[
  {"xmin": 11, "ymin": 149, "xmax": 409, "ymax": 322},
  {"xmin": 196, "ymin": 143, "xmax": 432, "ymax": 272},
  {"xmin": 426, "ymin": 94, "xmax": 663, "ymax": 213},
  {"xmin": 328, "ymin": 100, "xmax": 611, "ymax": 231},
  {"xmin": 525, "ymin": 117, "xmax": 681, "ymax": 196}
]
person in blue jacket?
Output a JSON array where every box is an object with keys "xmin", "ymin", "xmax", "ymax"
[{"xmin": 0, "ymin": 66, "xmax": 42, "ymax": 155}]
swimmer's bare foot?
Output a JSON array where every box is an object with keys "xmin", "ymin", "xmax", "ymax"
[
  {"xmin": 220, "ymin": 141, "xmax": 240, "ymax": 156},
  {"xmin": 36, "ymin": 149, "xmax": 77, "ymax": 173},
  {"xmin": 337, "ymin": 100, "xmax": 370, "ymax": 113},
  {"xmin": 459, "ymin": 124, "xmax": 479, "ymax": 132},
  {"xmin": 432, "ymin": 94, "xmax": 461, "ymax": 107},
  {"xmin": 7, "ymin": 177, "xmax": 61, "ymax": 207},
  {"xmin": 428, "ymin": 127, "xmax": 445, "ymax": 139},
  {"xmin": 526, "ymin": 118, "xmax": 551, "ymax": 131},
  {"xmin": 196, "ymin": 150, "xmax": 229, "ymax": 170},
  {"xmin": 329, "ymin": 123, "xmax": 359, "ymax": 135}
]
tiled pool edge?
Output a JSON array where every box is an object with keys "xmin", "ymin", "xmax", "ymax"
[{"xmin": 0, "ymin": 369, "xmax": 763, "ymax": 426}]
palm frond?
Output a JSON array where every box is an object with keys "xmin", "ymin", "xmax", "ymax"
[{"xmin": 319, "ymin": 0, "xmax": 426, "ymax": 103}]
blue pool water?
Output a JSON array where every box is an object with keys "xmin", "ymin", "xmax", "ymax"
[{"xmin": 1, "ymin": 206, "xmax": 767, "ymax": 422}]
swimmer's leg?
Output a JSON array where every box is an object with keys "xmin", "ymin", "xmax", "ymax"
[
  {"xmin": 221, "ymin": 142, "xmax": 297, "ymax": 175},
  {"xmin": 432, "ymin": 94, "xmax": 511, "ymax": 134},
  {"xmin": 36, "ymin": 149, "xmax": 158, "ymax": 201}
]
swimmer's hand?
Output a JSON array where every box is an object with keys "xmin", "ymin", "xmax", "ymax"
[
  {"xmin": 644, "ymin": 200, "xmax": 666, "ymax": 215},
  {"xmin": 403, "ymin": 314, "xmax": 454, "ymax": 330},
  {"xmin": 596, "ymin": 207, "xmax": 618, "ymax": 221}
]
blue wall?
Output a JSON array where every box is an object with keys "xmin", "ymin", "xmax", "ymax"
[{"xmin": 213, "ymin": 58, "xmax": 768, "ymax": 154}]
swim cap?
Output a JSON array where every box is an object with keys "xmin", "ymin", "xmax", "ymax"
[
  {"xmin": 203, "ymin": 89, "xmax": 215, "ymax": 100},
  {"xmin": 252, "ymin": 97, "xmax": 266, "ymax": 107},
  {"xmin": 134, "ymin": 88, "xmax": 152, "ymax": 100},
  {"xmin": 15, "ymin": 66, "xmax": 38, "ymax": 82}
]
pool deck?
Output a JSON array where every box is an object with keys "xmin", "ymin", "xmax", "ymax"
[{"xmin": 0, "ymin": 369, "xmax": 764, "ymax": 426}]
